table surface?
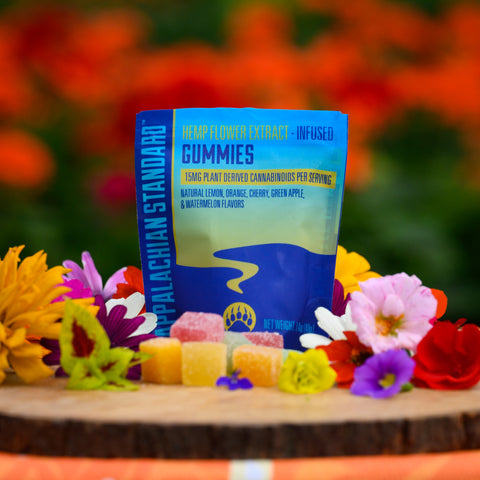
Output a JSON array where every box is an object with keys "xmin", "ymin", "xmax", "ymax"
[{"xmin": 2, "ymin": 375, "xmax": 480, "ymax": 458}]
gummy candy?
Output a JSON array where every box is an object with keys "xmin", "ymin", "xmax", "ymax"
[
  {"xmin": 182, "ymin": 341, "xmax": 227, "ymax": 386},
  {"xmin": 140, "ymin": 337, "xmax": 182, "ymax": 384},
  {"xmin": 170, "ymin": 311, "xmax": 225, "ymax": 342},
  {"xmin": 223, "ymin": 331, "xmax": 252, "ymax": 374},
  {"xmin": 232, "ymin": 345, "xmax": 283, "ymax": 387},
  {"xmin": 243, "ymin": 331, "xmax": 284, "ymax": 349}
]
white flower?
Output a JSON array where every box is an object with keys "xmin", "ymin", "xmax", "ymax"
[
  {"xmin": 300, "ymin": 304, "xmax": 355, "ymax": 349},
  {"xmin": 105, "ymin": 292, "xmax": 157, "ymax": 337}
]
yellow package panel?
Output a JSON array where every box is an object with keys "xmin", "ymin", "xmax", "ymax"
[{"xmin": 181, "ymin": 169, "xmax": 336, "ymax": 188}]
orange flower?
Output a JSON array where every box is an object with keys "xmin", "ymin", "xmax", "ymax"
[
  {"xmin": 391, "ymin": 57, "xmax": 480, "ymax": 129},
  {"xmin": 431, "ymin": 289, "xmax": 448, "ymax": 320},
  {"xmin": 80, "ymin": 44, "xmax": 245, "ymax": 158},
  {"xmin": 0, "ymin": 129, "xmax": 54, "ymax": 188},
  {"xmin": 444, "ymin": 3, "xmax": 480, "ymax": 55},
  {"xmin": 300, "ymin": 0, "xmax": 437, "ymax": 55},
  {"xmin": 225, "ymin": 2, "xmax": 293, "ymax": 49},
  {"xmin": 0, "ymin": 25, "xmax": 35, "ymax": 119},
  {"xmin": 12, "ymin": 5, "xmax": 147, "ymax": 106},
  {"xmin": 224, "ymin": 4, "xmax": 311, "ymax": 108},
  {"xmin": 345, "ymin": 136, "xmax": 373, "ymax": 189}
]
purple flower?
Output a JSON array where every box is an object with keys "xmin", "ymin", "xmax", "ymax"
[
  {"xmin": 63, "ymin": 251, "xmax": 126, "ymax": 301},
  {"xmin": 350, "ymin": 349, "xmax": 415, "ymax": 399},
  {"xmin": 92, "ymin": 295, "xmax": 157, "ymax": 378},
  {"xmin": 331, "ymin": 279, "xmax": 350, "ymax": 316},
  {"xmin": 216, "ymin": 370, "xmax": 253, "ymax": 390}
]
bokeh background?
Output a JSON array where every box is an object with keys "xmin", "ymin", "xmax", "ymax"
[{"xmin": 1, "ymin": 0, "xmax": 479, "ymax": 323}]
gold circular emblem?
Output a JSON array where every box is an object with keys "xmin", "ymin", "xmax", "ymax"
[{"xmin": 223, "ymin": 302, "xmax": 256, "ymax": 331}]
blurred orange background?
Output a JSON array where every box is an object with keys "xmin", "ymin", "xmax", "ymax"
[{"xmin": 0, "ymin": 0, "xmax": 478, "ymax": 323}]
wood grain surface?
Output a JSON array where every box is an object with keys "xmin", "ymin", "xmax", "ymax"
[{"xmin": 2, "ymin": 375, "xmax": 480, "ymax": 459}]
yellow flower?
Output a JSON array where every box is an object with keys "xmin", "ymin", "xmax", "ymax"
[
  {"xmin": 0, "ymin": 246, "xmax": 94, "ymax": 384},
  {"xmin": 278, "ymin": 349, "xmax": 337, "ymax": 394},
  {"xmin": 335, "ymin": 245, "xmax": 381, "ymax": 296}
]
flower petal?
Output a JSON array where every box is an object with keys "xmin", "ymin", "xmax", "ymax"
[
  {"xmin": 299, "ymin": 333, "xmax": 331, "ymax": 349},
  {"xmin": 431, "ymin": 289, "xmax": 447, "ymax": 319},
  {"xmin": 351, "ymin": 350, "xmax": 414, "ymax": 399},
  {"xmin": 130, "ymin": 312, "xmax": 157, "ymax": 336},
  {"xmin": 339, "ymin": 304, "xmax": 356, "ymax": 332},
  {"xmin": 80, "ymin": 251, "xmax": 104, "ymax": 296},
  {"xmin": 123, "ymin": 292, "xmax": 146, "ymax": 318},
  {"xmin": 216, "ymin": 376, "xmax": 231, "ymax": 387},
  {"xmin": 62, "ymin": 260, "xmax": 88, "ymax": 286},
  {"xmin": 9, "ymin": 349, "xmax": 54, "ymax": 384},
  {"xmin": 314, "ymin": 307, "xmax": 347, "ymax": 341},
  {"xmin": 381, "ymin": 294, "xmax": 405, "ymax": 318},
  {"xmin": 103, "ymin": 267, "xmax": 127, "ymax": 300}
]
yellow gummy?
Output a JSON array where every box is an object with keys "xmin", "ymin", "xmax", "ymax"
[
  {"xmin": 232, "ymin": 345, "xmax": 283, "ymax": 387},
  {"xmin": 140, "ymin": 337, "xmax": 182, "ymax": 384},
  {"xmin": 182, "ymin": 342, "xmax": 227, "ymax": 386}
]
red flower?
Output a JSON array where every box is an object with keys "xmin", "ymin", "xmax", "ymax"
[
  {"xmin": 318, "ymin": 331, "xmax": 373, "ymax": 388},
  {"xmin": 113, "ymin": 266, "xmax": 144, "ymax": 303},
  {"xmin": 413, "ymin": 320, "xmax": 480, "ymax": 390}
]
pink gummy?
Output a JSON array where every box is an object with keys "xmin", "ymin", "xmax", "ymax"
[
  {"xmin": 170, "ymin": 311, "xmax": 225, "ymax": 342},
  {"xmin": 243, "ymin": 332, "xmax": 284, "ymax": 349}
]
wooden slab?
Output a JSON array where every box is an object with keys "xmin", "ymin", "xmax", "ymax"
[{"xmin": 2, "ymin": 375, "xmax": 480, "ymax": 459}]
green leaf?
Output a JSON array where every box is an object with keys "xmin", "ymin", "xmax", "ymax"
[
  {"xmin": 67, "ymin": 361, "xmax": 106, "ymax": 390},
  {"xmin": 401, "ymin": 382, "xmax": 414, "ymax": 393},
  {"xmin": 59, "ymin": 300, "xmax": 144, "ymax": 391},
  {"xmin": 60, "ymin": 300, "xmax": 110, "ymax": 375}
]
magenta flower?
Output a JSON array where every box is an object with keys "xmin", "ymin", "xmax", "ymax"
[
  {"xmin": 351, "ymin": 349, "xmax": 415, "ymax": 399},
  {"xmin": 52, "ymin": 278, "xmax": 93, "ymax": 303},
  {"xmin": 331, "ymin": 279, "xmax": 350, "ymax": 316},
  {"xmin": 63, "ymin": 251, "xmax": 126, "ymax": 300},
  {"xmin": 350, "ymin": 273, "xmax": 437, "ymax": 354}
]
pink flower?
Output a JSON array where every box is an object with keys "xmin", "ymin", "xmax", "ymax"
[
  {"xmin": 63, "ymin": 251, "xmax": 126, "ymax": 301},
  {"xmin": 350, "ymin": 273, "xmax": 437, "ymax": 354}
]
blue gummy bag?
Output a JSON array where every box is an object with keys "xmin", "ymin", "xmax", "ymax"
[{"xmin": 135, "ymin": 107, "xmax": 348, "ymax": 349}]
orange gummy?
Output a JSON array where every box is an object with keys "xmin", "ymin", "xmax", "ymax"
[
  {"xmin": 140, "ymin": 337, "xmax": 182, "ymax": 384},
  {"xmin": 232, "ymin": 345, "xmax": 283, "ymax": 387}
]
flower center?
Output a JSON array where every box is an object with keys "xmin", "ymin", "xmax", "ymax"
[
  {"xmin": 375, "ymin": 314, "xmax": 403, "ymax": 336},
  {"xmin": 293, "ymin": 361, "xmax": 310, "ymax": 385},
  {"xmin": 379, "ymin": 373, "xmax": 396, "ymax": 388},
  {"xmin": 350, "ymin": 348, "xmax": 372, "ymax": 366}
]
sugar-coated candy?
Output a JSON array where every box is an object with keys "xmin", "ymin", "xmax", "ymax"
[
  {"xmin": 243, "ymin": 331, "xmax": 284, "ymax": 349},
  {"xmin": 232, "ymin": 345, "xmax": 283, "ymax": 387},
  {"xmin": 140, "ymin": 337, "xmax": 182, "ymax": 384},
  {"xmin": 170, "ymin": 311, "xmax": 225, "ymax": 342},
  {"xmin": 182, "ymin": 341, "xmax": 227, "ymax": 386},
  {"xmin": 223, "ymin": 331, "xmax": 252, "ymax": 374}
]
